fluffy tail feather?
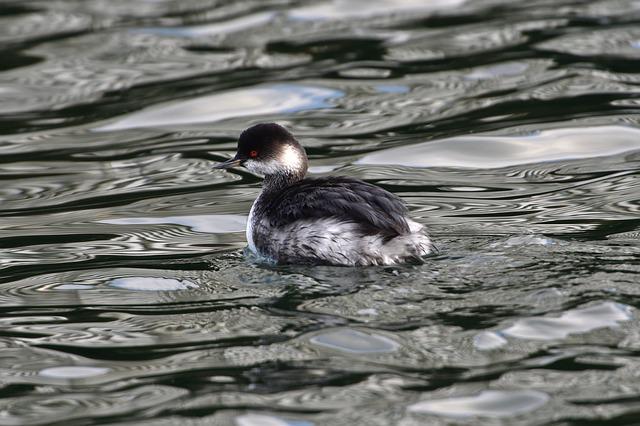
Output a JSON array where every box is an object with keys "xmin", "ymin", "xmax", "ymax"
[{"xmin": 374, "ymin": 220, "xmax": 435, "ymax": 265}]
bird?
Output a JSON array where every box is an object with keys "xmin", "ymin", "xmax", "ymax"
[{"xmin": 214, "ymin": 123, "xmax": 435, "ymax": 266}]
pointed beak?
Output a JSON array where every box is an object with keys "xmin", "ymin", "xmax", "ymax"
[{"xmin": 214, "ymin": 156, "xmax": 244, "ymax": 169}]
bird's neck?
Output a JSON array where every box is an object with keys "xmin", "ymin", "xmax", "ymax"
[
  {"xmin": 262, "ymin": 168, "xmax": 305, "ymax": 193},
  {"xmin": 259, "ymin": 143, "xmax": 308, "ymax": 193},
  {"xmin": 262, "ymin": 143, "xmax": 308, "ymax": 192}
]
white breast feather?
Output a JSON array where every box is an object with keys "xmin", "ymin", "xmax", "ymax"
[
  {"xmin": 264, "ymin": 217, "xmax": 433, "ymax": 266},
  {"xmin": 246, "ymin": 200, "xmax": 257, "ymax": 253}
]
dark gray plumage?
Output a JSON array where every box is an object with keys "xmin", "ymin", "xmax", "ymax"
[
  {"xmin": 257, "ymin": 176, "xmax": 410, "ymax": 237},
  {"xmin": 215, "ymin": 123, "xmax": 435, "ymax": 266}
]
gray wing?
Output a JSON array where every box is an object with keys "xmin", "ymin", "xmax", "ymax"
[{"xmin": 262, "ymin": 177, "xmax": 410, "ymax": 236}]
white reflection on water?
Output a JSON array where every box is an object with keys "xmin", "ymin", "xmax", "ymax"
[
  {"xmin": 309, "ymin": 328, "xmax": 399, "ymax": 353},
  {"xmin": 55, "ymin": 284, "xmax": 94, "ymax": 290},
  {"xmin": 503, "ymin": 301, "xmax": 633, "ymax": 341},
  {"xmin": 466, "ymin": 61, "xmax": 529, "ymax": 80},
  {"xmin": 235, "ymin": 414, "xmax": 313, "ymax": 426},
  {"xmin": 109, "ymin": 277, "xmax": 197, "ymax": 291},
  {"xmin": 139, "ymin": 12, "xmax": 276, "ymax": 38},
  {"xmin": 99, "ymin": 214, "xmax": 246, "ymax": 233},
  {"xmin": 39, "ymin": 366, "xmax": 110, "ymax": 379},
  {"xmin": 490, "ymin": 235, "xmax": 557, "ymax": 248},
  {"xmin": 95, "ymin": 84, "xmax": 342, "ymax": 131},
  {"xmin": 408, "ymin": 390, "xmax": 549, "ymax": 418},
  {"xmin": 473, "ymin": 331, "xmax": 508, "ymax": 350},
  {"xmin": 289, "ymin": 0, "xmax": 467, "ymax": 20},
  {"xmin": 358, "ymin": 126, "xmax": 640, "ymax": 169}
]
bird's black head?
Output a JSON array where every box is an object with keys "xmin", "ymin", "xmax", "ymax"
[
  {"xmin": 215, "ymin": 123, "xmax": 308, "ymax": 181},
  {"xmin": 237, "ymin": 123, "xmax": 296, "ymax": 161}
]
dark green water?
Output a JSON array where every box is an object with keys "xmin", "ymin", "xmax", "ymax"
[{"xmin": 1, "ymin": 0, "xmax": 640, "ymax": 425}]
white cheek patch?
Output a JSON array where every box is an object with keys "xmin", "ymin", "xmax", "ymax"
[
  {"xmin": 244, "ymin": 145, "xmax": 305, "ymax": 177},
  {"xmin": 281, "ymin": 144, "xmax": 303, "ymax": 170},
  {"xmin": 244, "ymin": 159, "xmax": 280, "ymax": 176}
]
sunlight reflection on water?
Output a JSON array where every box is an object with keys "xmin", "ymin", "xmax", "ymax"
[
  {"xmin": 358, "ymin": 126, "xmax": 640, "ymax": 169},
  {"xmin": 1, "ymin": 0, "xmax": 640, "ymax": 424},
  {"xmin": 99, "ymin": 214, "xmax": 247, "ymax": 233},
  {"xmin": 95, "ymin": 84, "xmax": 342, "ymax": 131},
  {"xmin": 409, "ymin": 390, "xmax": 550, "ymax": 418}
]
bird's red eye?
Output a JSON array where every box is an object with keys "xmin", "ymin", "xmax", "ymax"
[{"xmin": 249, "ymin": 150, "xmax": 258, "ymax": 158}]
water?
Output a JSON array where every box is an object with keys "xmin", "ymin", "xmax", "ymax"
[{"xmin": 1, "ymin": 0, "xmax": 640, "ymax": 424}]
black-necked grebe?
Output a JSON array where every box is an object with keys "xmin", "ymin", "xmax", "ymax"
[{"xmin": 215, "ymin": 123, "xmax": 435, "ymax": 266}]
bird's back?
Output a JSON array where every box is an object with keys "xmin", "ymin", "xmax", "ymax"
[{"xmin": 248, "ymin": 176, "xmax": 434, "ymax": 265}]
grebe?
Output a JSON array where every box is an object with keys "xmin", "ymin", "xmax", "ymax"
[{"xmin": 215, "ymin": 123, "xmax": 435, "ymax": 266}]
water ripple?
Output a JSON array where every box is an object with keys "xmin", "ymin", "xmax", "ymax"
[
  {"xmin": 0, "ymin": 0, "xmax": 640, "ymax": 424},
  {"xmin": 0, "ymin": 385, "xmax": 187, "ymax": 425}
]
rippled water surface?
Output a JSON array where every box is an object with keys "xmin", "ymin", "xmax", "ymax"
[{"xmin": 1, "ymin": 1, "xmax": 640, "ymax": 424}]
